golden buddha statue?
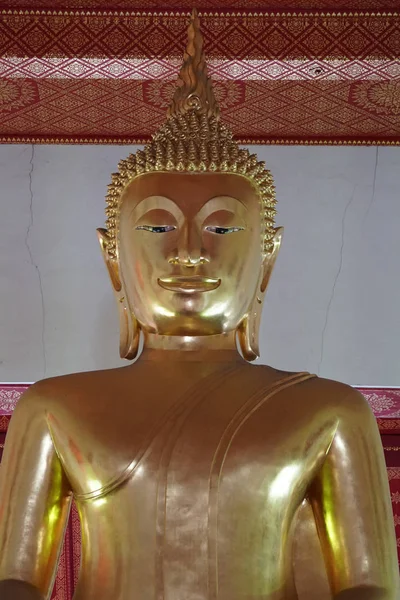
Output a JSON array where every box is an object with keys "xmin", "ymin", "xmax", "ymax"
[{"xmin": 0, "ymin": 10, "xmax": 398, "ymax": 600}]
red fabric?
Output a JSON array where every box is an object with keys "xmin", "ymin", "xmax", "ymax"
[
  {"xmin": 1, "ymin": 384, "xmax": 400, "ymax": 596},
  {"xmin": 358, "ymin": 388, "xmax": 400, "ymax": 566},
  {"xmin": 1, "ymin": 1, "xmax": 399, "ymax": 9},
  {"xmin": 0, "ymin": 11, "xmax": 399, "ymax": 145}
]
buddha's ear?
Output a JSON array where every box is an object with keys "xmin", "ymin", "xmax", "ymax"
[
  {"xmin": 260, "ymin": 227, "xmax": 283, "ymax": 293},
  {"xmin": 97, "ymin": 228, "xmax": 121, "ymax": 292},
  {"xmin": 238, "ymin": 227, "xmax": 283, "ymax": 362},
  {"xmin": 97, "ymin": 228, "xmax": 140, "ymax": 360}
]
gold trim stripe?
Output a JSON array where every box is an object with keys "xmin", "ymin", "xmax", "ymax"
[
  {"xmin": 0, "ymin": 10, "xmax": 399, "ymax": 17},
  {"xmin": 1, "ymin": 137, "xmax": 399, "ymax": 146}
]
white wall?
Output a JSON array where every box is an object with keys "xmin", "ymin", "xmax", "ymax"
[{"xmin": 0, "ymin": 144, "xmax": 399, "ymax": 385}]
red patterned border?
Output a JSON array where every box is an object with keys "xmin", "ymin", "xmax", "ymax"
[
  {"xmin": 359, "ymin": 388, "xmax": 400, "ymax": 435},
  {"xmin": 358, "ymin": 388, "xmax": 400, "ymax": 418},
  {"xmin": 378, "ymin": 419, "xmax": 400, "ymax": 433},
  {"xmin": 0, "ymin": 385, "xmax": 29, "ymax": 414},
  {"xmin": 0, "ymin": 11, "xmax": 399, "ymax": 144},
  {"xmin": 1, "ymin": 1, "xmax": 399, "ymax": 10}
]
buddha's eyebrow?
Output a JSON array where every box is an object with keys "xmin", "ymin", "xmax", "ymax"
[
  {"xmin": 196, "ymin": 195, "xmax": 247, "ymax": 221},
  {"xmin": 129, "ymin": 196, "xmax": 184, "ymax": 221}
]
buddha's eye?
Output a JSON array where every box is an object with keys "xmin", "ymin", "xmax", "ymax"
[
  {"xmin": 205, "ymin": 226, "xmax": 244, "ymax": 235},
  {"xmin": 136, "ymin": 225, "xmax": 176, "ymax": 233}
]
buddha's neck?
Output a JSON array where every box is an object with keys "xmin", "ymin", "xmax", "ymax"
[{"xmin": 139, "ymin": 331, "xmax": 243, "ymax": 363}]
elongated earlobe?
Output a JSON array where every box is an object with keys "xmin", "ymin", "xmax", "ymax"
[
  {"xmin": 237, "ymin": 303, "xmax": 261, "ymax": 362},
  {"xmin": 97, "ymin": 228, "xmax": 140, "ymax": 360},
  {"xmin": 237, "ymin": 227, "xmax": 283, "ymax": 361},
  {"xmin": 118, "ymin": 295, "xmax": 140, "ymax": 360}
]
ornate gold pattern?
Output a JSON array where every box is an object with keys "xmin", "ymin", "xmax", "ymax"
[
  {"xmin": 0, "ymin": 11, "xmax": 399, "ymax": 145},
  {"xmin": 0, "ymin": 80, "xmax": 38, "ymax": 114},
  {"xmin": 1, "ymin": 10, "xmax": 399, "ymax": 17},
  {"xmin": 352, "ymin": 81, "xmax": 400, "ymax": 116}
]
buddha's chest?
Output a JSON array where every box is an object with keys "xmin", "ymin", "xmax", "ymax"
[
  {"xmin": 54, "ymin": 373, "xmax": 336, "ymax": 507},
  {"xmin": 70, "ymin": 383, "xmax": 336, "ymax": 600}
]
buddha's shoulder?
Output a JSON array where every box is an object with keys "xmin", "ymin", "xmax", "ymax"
[
  {"xmin": 250, "ymin": 364, "xmax": 368, "ymax": 413},
  {"xmin": 15, "ymin": 367, "xmax": 130, "ymax": 413}
]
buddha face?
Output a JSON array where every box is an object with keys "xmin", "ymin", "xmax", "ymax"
[{"xmin": 117, "ymin": 172, "xmax": 264, "ymax": 336}]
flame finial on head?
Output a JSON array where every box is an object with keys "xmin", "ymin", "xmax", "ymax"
[
  {"xmin": 104, "ymin": 9, "xmax": 276, "ymax": 260},
  {"xmin": 168, "ymin": 8, "xmax": 219, "ymax": 120}
]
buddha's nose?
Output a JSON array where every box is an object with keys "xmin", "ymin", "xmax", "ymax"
[
  {"xmin": 176, "ymin": 254, "xmax": 207, "ymax": 267},
  {"xmin": 169, "ymin": 223, "xmax": 209, "ymax": 266},
  {"xmin": 169, "ymin": 247, "xmax": 208, "ymax": 267}
]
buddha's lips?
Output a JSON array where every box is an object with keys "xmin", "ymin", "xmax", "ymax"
[{"xmin": 157, "ymin": 276, "xmax": 221, "ymax": 293}]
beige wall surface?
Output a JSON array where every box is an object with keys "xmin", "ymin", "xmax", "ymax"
[{"xmin": 0, "ymin": 144, "xmax": 399, "ymax": 385}]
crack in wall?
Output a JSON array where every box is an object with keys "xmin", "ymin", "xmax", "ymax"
[
  {"xmin": 365, "ymin": 147, "xmax": 379, "ymax": 221},
  {"xmin": 24, "ymin": 144, "xmax": 47, "ymax": 378},
  {"xmin": 317, "ymin": 185, "xmax": 357, "ymax": 375}
]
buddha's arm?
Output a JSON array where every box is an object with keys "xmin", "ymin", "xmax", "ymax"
[
  {"xmin": 0, "ymin": 386, "xmax": 72, "ymax": 600},
  {"xmin": 309, "ymin": 389, "xmax": 399, "ymax": 600}
]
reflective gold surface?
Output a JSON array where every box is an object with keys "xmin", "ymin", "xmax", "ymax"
[
  {"xmin": 114, "ymin": 172, "xmax": 275, "ymax": 341},
  {"xmin": 0, "ymin": 354, "xmax": 398, "ymax": 600},
  {"xmin": 0, "ymin": 9, "xmax": 399, "ymax": 600}
]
